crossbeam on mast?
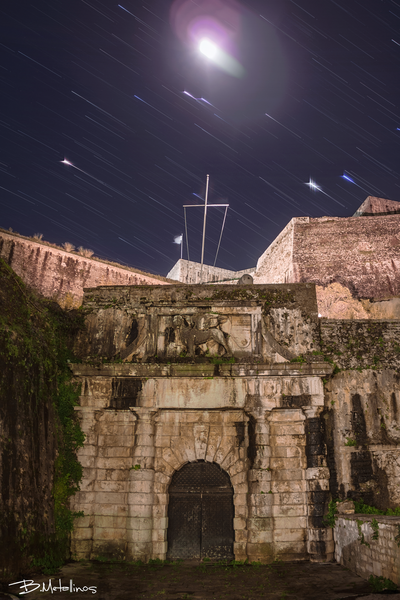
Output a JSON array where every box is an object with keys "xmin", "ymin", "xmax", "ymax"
[{"xmin": 183, "ymin": 175, "xmax": 229, "ymax": 283}]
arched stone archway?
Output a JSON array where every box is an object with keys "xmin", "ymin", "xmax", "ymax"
[{"xmin": 166, "ymin": 461, "xmax": 234, "ymax": 560}]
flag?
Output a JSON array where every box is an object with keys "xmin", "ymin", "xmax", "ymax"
[{"xmin": 174, "ymin": 235, "xmax": 183, "ymax": 244}]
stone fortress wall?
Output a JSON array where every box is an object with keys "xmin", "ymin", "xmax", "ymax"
[
  {"xmin": 252, "ymin": 197, "xmax": 400, "ymax": 319},
  {"xmin": 167, "ymin": 258, "xmax": 255, "ymax": 284},
  {"xmin": 3, "ymin": 196, "xmax": 400, "ymax": 319},
  {"xmin": 0, "ymin": 231, "xmax": 170, "ymax": 308}
]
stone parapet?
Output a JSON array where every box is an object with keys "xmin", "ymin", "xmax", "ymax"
[{"xmin": 334, "ymin": 515, "xmax": 400, "ymax": 585}]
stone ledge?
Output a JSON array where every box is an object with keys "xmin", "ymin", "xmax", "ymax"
[
  {"xmin": 70, "ymin": 362, "xmax": 333, "ymax": 378},
  {"xmin": 339, "ymin": 514, "xmax": 400, "ymax": 525}
]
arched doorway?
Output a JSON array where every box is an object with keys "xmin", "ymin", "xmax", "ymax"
[{"xmin": 167, "ymin": 461, "xmax": 234, "ymax": 560}]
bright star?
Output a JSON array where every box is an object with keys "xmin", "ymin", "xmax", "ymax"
[
  {"xmin": 341, "ymin": 173, "xmax": 355, "ymax": 184},
  {"xmin": 306, "ymin": 179, "xmax": 322, "ymax": 192}
]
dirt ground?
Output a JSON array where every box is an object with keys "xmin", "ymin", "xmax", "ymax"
[{"xmin": 2, "ymin": 559, "xmax": 400, "ymax": 600}]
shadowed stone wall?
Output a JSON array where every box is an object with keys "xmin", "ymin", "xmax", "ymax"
[
  {"xmin": 334, "ymin": 515, "xmax": 400, "ymax": 585},
  {"xmin": 0, "ymin": 231, "xmax": 170, "ymax": 309}
]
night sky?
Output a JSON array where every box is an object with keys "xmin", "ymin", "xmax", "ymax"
[{"xmin": 1, "ymin": 0, "xmax": 400, "ymax": 277}]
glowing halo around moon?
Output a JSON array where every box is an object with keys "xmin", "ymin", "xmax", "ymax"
[{"xmin": 197, "ymin": 36, "xmax": 244, "ymax": 78}]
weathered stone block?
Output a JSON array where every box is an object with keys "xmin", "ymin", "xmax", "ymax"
[
  {"xmin": 233, "ymin": 516, "xmax": 247, "ymax": 529},
  {"xmin": 273, "ymin": 492, "xmax": 306, "ymax": 505},
  {"xmin": 270, "ymin": 423, "xmax": 304, "ymax": 436},
  {"xmin": 274, "ymin": 541, "xmax": 307, "ymax": 555},
  {"xmin": 230, "ymin": 470, "xmax": 248, "ymax": 485},
  {"xmin": 270, "ymin": 457, "xmax": 305, "ymax": 470},
  {"xmin": 246, "ymin": 543, "xmax": 274, "ymax": 558},
  {"xmin": 94, "ymin": 480, "xmax": 128, "ymax": 493},
  {"xmin": 268, "ymin": 410, "xmax": 304, "ymax": 422},
  {"xmin": 133, "ymin": 446, "xmax": 155, "ymax": 458},
  {"xmin": 129, "ymin": 480, "xmax": 152, "ymax": 494},
  {"xmin": 273, "ymin": 469, "xmax": 304, "ymax": 481},
  {"xmin": 152, "ymin": 528, "xmax": 167, "ymax": 542},
  {"xmin": 307, "ymin": 479, "xmax": 329, "ymax": 491},
  {"xmin": 71, "ymin": 539, "xmax": 92, "ymax": 555},
  {"xmin": 154, "ymin": 435, "xmax": 171, "ymax": 448},
  {"xmin": 96, "ymin": 457, "xmax": 132, "ymax": 469},
  {"xmin": 248, "ymin": 505, "xmax": 273, "ymax": 518},
  {"xmin": 79, "ymin": 455, "xmax": 96, "ymax": 468},
  {"xmin": 154, "ymin": 458, "xmax": 175, "ymax": 476},
  {"xmin": 305, "ymin": 467, "xmax": 329, "ymax": 480},
  {"xmin": 247, "ymin": 517, "xmax": 273, "ymax": 531},
  {"xmin": 153, "ymin": 517, "xmax": 168, "ymax": 530},
  {"xmin": 94, "ymin": 526, "xmax": 126, "ymax": 541},
  {"xmin": 127, "ymin": 528, "xmax": 152, "ymax": 543},
  {"xmin": 274, "ymin": 529, "xmax": 306, "ymax": 542},
  {"xmin": 247, "ymin": 530, "xmax": 273, "ymax": 543},
  {"xmin": 93, "ymin": 503, "xmax": 128, "ymax": 516},
  {"xmin": 127, "ymin": 541, "xmax": 152, "ymax": 560},
  {"xmin": 126, "ymin": 517, "xmax": 152, "ymax": 530},
  {"xmin": 272, "ymin": 505, "xmax": 307, "ymax": 517},
  {"xmin": 272, "ymin": 435, "xmax": 306, "ymax": 446},
  {"xmin": 234, "ymin": 529, "xmax": 248, "ymax": 543},
  {"xmin": 128, "ymin": 492, "xmax": 153, "ymax": 506},
  {"xmin": 153, "ymin": 504, "xmax": 168, "ymax": 518},
  {"xmin": 94, "ymin": 491, "xmax": 127, "ymax": 505},
  {"xmin": 94, "ymin": 515, "xmax": 126, "ymax": 529},
  {"xmin": 227, "ymin": 460, "xmax": 246, "ymax": 478},
  {"xmin": 129, "ymin": 469, "xmax": 155, "ymax": 482},
  {"xmin": 152, "ymin": 541, "xmax": 168, "ymax": 555},
  {"xmin": 128, "ymin": 504, "xmax": 153, "ymax": 518},
  {"xmin": 154, "ymin": 493, "xmax": 168, "ymax": 505},
  {"xmin": 273, "ymin": 516, "xmax": 307, "ymax": 529},
  {"xmin": 271, "ymin": 480, "xmax": 306, "ymax": 493},
  {"xmin": 250, "ymin": 481, "xmax": 272, "ymax": 494},
  {"xmin": 73, "ymin": 527, "xmax": 93, "ymax": 540},
  {"xmin": 74, "ymin": 515, "xmax": 93, "ymax": 529},
  {"xmin": 98, "ymin": 434, "xmax": 134, "ymax": 446},
  {"xmin": 248, "ymin": 469, "xmax": 272, "ymax": 482}
]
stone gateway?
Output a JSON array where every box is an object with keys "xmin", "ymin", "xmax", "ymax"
[{"xmin": 70, "ymin": 283, "xmax": 336, "ymax": 563}]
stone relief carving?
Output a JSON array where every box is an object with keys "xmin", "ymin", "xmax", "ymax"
[
  {"xmin": 172, "ymin": 314, "xmax": 233, "ymax": 357},
  {"xmin": 117, "ymin": 311, "xmax": 298, "ymax": 363},
  {"xmin": 261, "ymin": 315, "xmax": 295, "ymax": 363}
]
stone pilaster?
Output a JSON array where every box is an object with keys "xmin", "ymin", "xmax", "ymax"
[
  {"xmin": 246, "ymin": 409, "xmax": 273, "ymax": 562},
  {"xmin": 127, "ymin": 407, "xmax": 158, "ymax": 561},
  {"xmin": 303, "ymin": 406, "xmax": 334, "ymax": 562},
  {"xmin": 268, "ymin": 408, "xmax": 308, "ymax": 561}
]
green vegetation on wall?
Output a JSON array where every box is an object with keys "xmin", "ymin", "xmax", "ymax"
[{"xmin": 0, "ymin": 257, "xmax": 85, "ymax": 577}]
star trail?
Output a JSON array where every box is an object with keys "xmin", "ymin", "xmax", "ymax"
[{"xmin": 1, "ymin": 0, "xmax": 400, "ymax": 275}]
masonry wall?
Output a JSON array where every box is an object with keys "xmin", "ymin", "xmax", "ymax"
[
  {"xmin": 70, "ymin": 361, "xmax": 333, "ymax": 564},
  {"xmin": 334, "ymin": 515, "xmax": 400, "ymax": 585},
  {"xmin": 292, "ymin": 215, "xmax": 400, "ymax": 300},
  {"xmin": 0, "ymin": 232, "xmax": 169, "ymax": 308},
  {"xmin": 253, "ymin": 218, "xmax": 303, "ymax": 284},
  {"xmin": 167, "ymin": 259, "xmax": 255, "ymax": 284},
  {"xmin": 323, "ymin": 370, "xmax": 400, "ymax": 511}
]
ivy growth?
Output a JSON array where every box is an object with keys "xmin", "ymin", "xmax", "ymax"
[
  {"xmin": 323, "ymin": 499, "xmax": 340, "ymax": 528},
  {"xmin": 0, "ymin": 258, "xmax": 85, "ymax": 577}
]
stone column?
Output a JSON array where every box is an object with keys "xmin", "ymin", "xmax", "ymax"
[
  {"xmin": 127, "ymin": 407, "xmax": 158, "ymax": 561},
  {"xmin": 246, "ymin": 409, "xmax": 273, "ymax": 562},
  {"xmin": 303, "ymin": 406, "xmax": 334, "ymax": 562}
]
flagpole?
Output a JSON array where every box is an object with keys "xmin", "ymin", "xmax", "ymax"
[
  {"xmin": 200, "ymin": 174, "xmax": 209, "ymax": 284},
  {"xmin": 181, "ymin": 233, "xmax": 183, "ymax": 259}
]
